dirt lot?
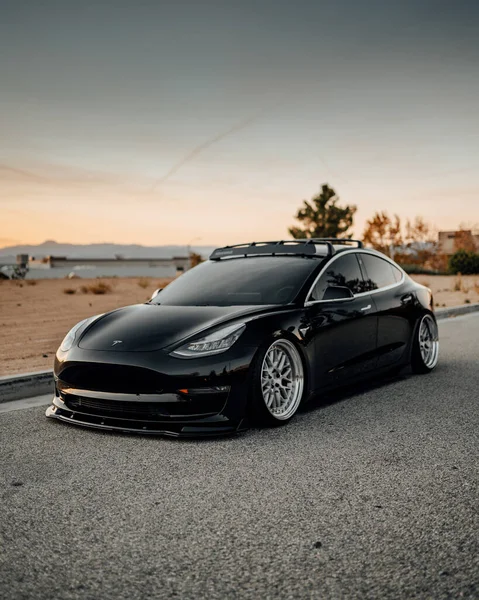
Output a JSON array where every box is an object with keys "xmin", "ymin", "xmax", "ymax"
[
  {"xmin": 412, "ymin": 274, "xmax": 479, "ymax": 307},
  {"xmin": 0, "ymin": 277, "xmax": 172, "ymax": 376},
  {"xmin": 1, "ymin": 274, "xmax": 478, "ymax": 376}
]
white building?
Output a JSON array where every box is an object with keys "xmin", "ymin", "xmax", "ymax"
[
  {"xmin": 25, "ymin": 255, "xmax": 190, "ymax": 279},
  {"xmin": 438, "ymin": 231, "xmax": 479, "ymax": 256}
]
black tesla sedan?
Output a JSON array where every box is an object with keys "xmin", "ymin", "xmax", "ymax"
[{"xmin": 46, "ymin": 239, "xmax": 439, "ymax": 436}]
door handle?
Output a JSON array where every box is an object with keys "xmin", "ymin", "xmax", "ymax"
[
  {"xmin": 401, "ymin": 293, "xmax": 415, "ymax": 305},
  {"xmin": 360, "ymin": 304, "xmax": 372, "ymax": 312}
]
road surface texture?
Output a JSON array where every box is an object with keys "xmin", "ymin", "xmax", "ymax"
[{"xmin": 1, "ymin": 315, "xmax": 478, "ymax": 599}]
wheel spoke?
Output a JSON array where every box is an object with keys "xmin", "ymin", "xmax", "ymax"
[
  {"xmin": 265, "ymin": 390, "xmax": 273, "ymax": 407},
  {"xmin": 272, "ymin": 349, "xmax": 280, "ymax": 368},
  {"xmin": 426, "ymin": 322, "xmax": 433, "ymax": 340},
  {"xmin": 272, "ymin": 390, "xmax": 279, "ymax": 409},
  {"xmin": 277, "ymin": 353, "xmax": 286, "ymax": 372}
]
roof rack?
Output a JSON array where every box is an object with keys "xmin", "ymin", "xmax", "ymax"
[
  {"xmin": 310, "ymin": 238, "xmax": 364, "ymax": 248},
  {"xmin": 209, "ymin": 240, "xmax": 335, "ymax": 261}
]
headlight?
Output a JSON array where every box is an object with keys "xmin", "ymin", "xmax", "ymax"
[
  {"xmin": 171, "ymin": 323, "xmax": 246, "ymax": 358},
  {"xmin": 59, "ymin": 315, "xmax": 103, "ymax": 352}
]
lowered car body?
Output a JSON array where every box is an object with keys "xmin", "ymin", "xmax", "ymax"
[
  {"xmin": 46, "ymin": 239, "xmax": 439, "ymax": 437},
  {"xmin": 48, "ymin": 304, "xmax": 291, "ymax": 436}
]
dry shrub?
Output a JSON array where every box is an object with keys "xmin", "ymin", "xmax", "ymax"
[
  {"xmin": 92, "ymin": 281, "xmax": 112, "ymax": 295},
  {"xmin": 474, "ymin": 281, "xmax": 479, "ymax": 295},
  {"xmin": 82, "ymin": 281, "xmax": 112, "ymax": 295},
  {"xmin": 428, "ymin": 252, "xmax": 448, "ymax": 272},
  {"xmin": 26, "ymin": 280, "xmax": 37, "ymax": 286},
  {"xmin": 138, "ymin": 278, "xmax": 150, "ymax": 289},
  {"xmin": 63, "ymin": 288, "xmax": 76, "ymax": 295},
  {"xmin": 453, "ymin": 273, "xmax": 469, "ymax": 293}
]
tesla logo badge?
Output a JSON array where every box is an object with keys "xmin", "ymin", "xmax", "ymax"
[{"xmin": 111, "ymin": 340, "xmax": 123, "ymax": 346}]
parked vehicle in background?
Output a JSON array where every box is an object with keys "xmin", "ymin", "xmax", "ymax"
[{"xmin": 0, "ymin": 264, "xmax": 29, "ymax": 280}]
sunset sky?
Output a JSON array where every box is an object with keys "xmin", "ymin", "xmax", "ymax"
[{"xmin": 1, "ymin": 0, "xmax": 478, "ymax": 247}]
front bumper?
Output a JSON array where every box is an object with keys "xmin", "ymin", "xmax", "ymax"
[
  {"xmin": 45, "ymin": 402, "xmax": 247, "ymax": 437},
  {"xmin": 45, "ymin": 344, "xmax": 257, "ymax": 437}
]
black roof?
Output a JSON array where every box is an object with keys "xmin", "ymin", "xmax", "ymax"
[{"xmin": 209, "ymin": 239, "xmax": 363, "ymax": 261}]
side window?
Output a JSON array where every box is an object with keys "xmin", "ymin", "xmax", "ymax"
[
  {"xmin": 358, "ymin": 254, "xmax": 401, "ymax": 290},
  {"xmin": 311, "ymin": 254, "xmax": 365, "ymax": 300}
]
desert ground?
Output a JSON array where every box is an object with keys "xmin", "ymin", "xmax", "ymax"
[
  {"xmin": 1, "ymin": 274, "xmax": 478, "ymax": 376},
  {"xmin": 0, "ymin": 277, "xmax": 172, "ymax": 376}
]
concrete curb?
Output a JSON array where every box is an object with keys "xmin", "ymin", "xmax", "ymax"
[
  {"xmin": 1, "ymin": 303, "xmax": 478, "ymax": 404},
  {"xmin": 0, "ymin": 370, "xmax": 53, "ymax": 404},
  {"xmin": 435, "ymin": 302, "xmax": 479, "ymax": 320}
]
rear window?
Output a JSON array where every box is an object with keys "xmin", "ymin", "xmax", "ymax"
[
  {"xmin": 152, "ymin": 256, "xmax": 318, "ymax": 306},
  {"xmin": 358, "ymin": 254, "xmax": 402, "ymax": 290}
]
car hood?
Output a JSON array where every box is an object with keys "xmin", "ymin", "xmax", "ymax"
[{"xmin": 78, "ymin": 303, "xmax": 281, "ymax": 352}]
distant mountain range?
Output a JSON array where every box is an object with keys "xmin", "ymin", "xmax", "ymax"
[{"xmin": 0, "ymin": 240, "xmax": 217, "ymax": 259}]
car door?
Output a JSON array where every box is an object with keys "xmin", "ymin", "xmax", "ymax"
[
  {"xmin": 357, "ymin": 252, "xmax": 412, "ymax": 369},
  {"xmin": 303, "ymin": 252, "xmax": 378, "ymax": 389}
]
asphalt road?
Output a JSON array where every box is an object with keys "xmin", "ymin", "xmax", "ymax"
[{"xmin": 1, "ymin": 315, "xmax": 478, "ymax": 600}]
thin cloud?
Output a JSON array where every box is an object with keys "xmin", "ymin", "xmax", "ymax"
[
  {"xmin": 149, "ymin": 101, "xmax": 351, "ymax": 192},
  {"xmin": 0, "ymin": 164, "xmax": 51, "ymax": 183},
  {"xmin": 0, "ymin": 162, "xmax": 138, "ymax": 191},
  {"xmin": 150, "ymin": 108, "xmax": 275, "ymax": 192}
]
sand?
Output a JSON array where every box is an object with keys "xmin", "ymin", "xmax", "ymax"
[
  {"xmin": 1, "ymin": 274, "xmax": 478, "ymax": 376},
  {"xmin": 0, "ymin": 277, "xmax": 172, "ymax": 376}
]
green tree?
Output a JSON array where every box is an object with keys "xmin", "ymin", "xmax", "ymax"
[
  {"xmin": 449, "ymin": 249, "xmax": 479, "ymax": 274},
  {"xmin": 289, "ymin": 184, "xmax": 357, "ymax": 239}
]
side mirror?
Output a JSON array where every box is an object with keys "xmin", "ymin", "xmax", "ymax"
[
  {"xmin": 150, "ymin": 288, "xmax": 162, "ymax": 300},
  {"xmin": 322, "ymin": 285, "xmax": 354, "ymax": 301}
]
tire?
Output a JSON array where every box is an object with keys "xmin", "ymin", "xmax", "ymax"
[
  {"xmin": 411, "ymin": 313, "xmax": 439, "ymax": 374},
  {"xmin": 249, "ymin": 337, "xmax": 306, "ymax": 427}
]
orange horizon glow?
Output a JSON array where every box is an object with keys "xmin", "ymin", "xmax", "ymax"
[{"xmin": 2, "ymin": 159, "xmax": 478, "ymax": 248}]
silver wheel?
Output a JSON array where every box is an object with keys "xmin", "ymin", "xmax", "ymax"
[
  {"xmin": 418, "ymin": 314, "xmax": 439, "ymax": 369},
  {"xmin": 260, "ymin": 339, "xmax": 304, "ymax": 420}
]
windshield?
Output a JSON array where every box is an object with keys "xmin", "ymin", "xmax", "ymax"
[{"xmin": 151, "ymin": 257, "xmax": 319, "ymax": 306}]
